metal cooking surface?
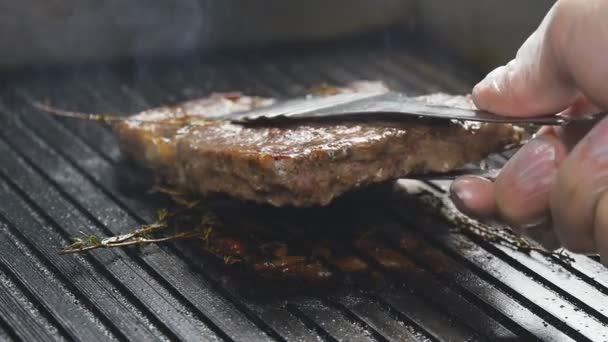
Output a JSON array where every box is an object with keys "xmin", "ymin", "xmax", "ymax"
[{"xmin": 1, "ymin": 40, "xmax": 607, "ymax": 342}]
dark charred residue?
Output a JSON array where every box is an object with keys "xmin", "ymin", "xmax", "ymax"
[{"xmin": 160, "ymin": 189, "xmax": 433, "ymax": 285}]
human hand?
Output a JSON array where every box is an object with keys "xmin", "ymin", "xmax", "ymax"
[{"xmin": 449, "ymin": 0, "xmax": 608, "ymax": 263}]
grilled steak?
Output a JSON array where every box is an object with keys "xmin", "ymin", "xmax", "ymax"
[{"xmin": 114, "ymin": 82, "xmax": 524, "ymax": 207}]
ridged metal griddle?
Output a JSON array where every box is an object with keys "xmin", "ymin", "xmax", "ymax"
[{"xmin": 0, "ymin": 37, "xmax": 607, "ymax": 342}]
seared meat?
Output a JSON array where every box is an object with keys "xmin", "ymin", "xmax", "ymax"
[{"xmin": 114, "ymin": 82, "xmax": 523, "ymax": 207}]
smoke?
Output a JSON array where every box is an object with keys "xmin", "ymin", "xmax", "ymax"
[
  {"xmin": 2, "ymin": 0, "xmax": 412, "ymax": 68},
  {"xmin": 60, "ymin": 0, "xmax": 206, "ymax": 61},
  {"xmin": 1, "ymin": 0, "xmax": 206, "ymax": 67}
]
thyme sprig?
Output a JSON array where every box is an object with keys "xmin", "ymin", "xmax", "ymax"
[
  {"xmin": 413, "ymin": 190, "xmax": 574, "ymax": 263},
  {"xmin": 29, "ymin": 100, "xmax": 206, "ymax": 127},
  {"xmin": 60, "ymin": 187, "xmax": 242, "ymax": 264},
  {"xmin": 61, "ymin": 186, "xmax": 204, "ymax": 255},
  {"xmin": 30, "ymin": 100, "xmax": 124, "ymax": 126},
  {"xmin": 60, "ymin": 209, "xmax": 199, "ymax": 255}
]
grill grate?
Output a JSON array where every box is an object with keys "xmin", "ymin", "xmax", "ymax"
[{"xmin": 1, "ymin": 38, "xmax": 607, "ymax": 342}]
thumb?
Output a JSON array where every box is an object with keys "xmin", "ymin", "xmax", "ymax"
[{"xmin": 472, "ymin": 2, "xmax": 578, "ymax": 117}]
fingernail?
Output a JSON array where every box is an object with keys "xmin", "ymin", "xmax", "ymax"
[
  {"xmin": 449, "ymin": 183, "xmax": 472, "ymax": 212},
  {"xmin": 512, "ymin": 138, "xmax": 557, "ymax": 191},
  {"xmin": 450, "ymin": 176, "xmax": 495, "ymax": 218},
  {"xmin": 451, "ymin": 176, "xmax": 484, "ymax": 202}
]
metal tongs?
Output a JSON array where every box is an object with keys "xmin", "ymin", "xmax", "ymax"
[
  {"xmin": 214, "ymin": 90, "xmax": 604, "ymax": 181},
  {"xmin": 216, "ymin": 90, "xmax": 601, "ymax": 126}
]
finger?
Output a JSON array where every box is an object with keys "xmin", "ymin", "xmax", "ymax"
[
  {"xmin": 532, "ymin": 97, "xmax": 599, "ymax": 138},
  {"xmin": 551, "ymin": 0, "xmax": 608, "ymax": 111},
  {"xmin": 494, "ymin": 132, "xmax": 568, "ymax": 227},
  {"xmin": 550, "ymin": 115, "xmax": 608, "ymax": 253},
  {"xmin": 556, "ymin": 117, "xmax": 602, "ymax": 153},
  {"xmin": 450, "ymin": 177, "xmax": 560, "ymax": 251},
  {"xmin": 472, "ymin": 2, "xmax": 578, "ymax": 117},
  {"xmin": 537, "ymin": 97, "xmax": 600, "ymax": 153},
  {"xmin": 449, "ymin": 175, "xmax": 497, "ymax": 218},
  {"xmin": 535, "ymin": 96, "xmax": 597, "ymax": 137},
  {"xmin": 450, "ymin": 131, "xmax": 568, "ymax": 225},
  {"xmin": 560, "ymin": 97, "xmax": 599, "ymax": 118},
  {"xmin": 594, "ymin": 191, "xmax": 608, "ymax": 265}
]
